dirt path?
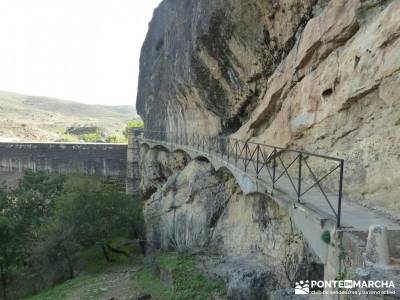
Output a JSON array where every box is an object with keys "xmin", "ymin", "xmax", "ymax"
[
  {"xmin": 67, "ymin": 265, "xmax": 143, "ymax": 300},
  {"xmin": 29, "ymin": 264, "xmax": 156, "ymax": 300}
]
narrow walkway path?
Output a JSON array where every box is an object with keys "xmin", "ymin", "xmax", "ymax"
[{"xmin": 139, "ymin": 137, "xmax": 400, "ymax": 231}]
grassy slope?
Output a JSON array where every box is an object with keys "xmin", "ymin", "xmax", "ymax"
[
  {"xmin": 0, "ymin": 90, "xmax": 138, "ymax": 141},
  {"xmin": 27, "ymin": 252, "xmax": 226, "ymax": 300},
  {"xmin": 0, "ymin": 91, "xmax": 136, "ymax": 119}
]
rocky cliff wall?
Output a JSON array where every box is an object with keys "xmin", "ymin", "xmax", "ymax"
[
  {"xmin": 137, "ymin": 0, "xmax": 326, "ymax": 135},
  {"xmin": 140, "ymin": 147, "xmax": 323, "ymax": 298},
  {"xmin": 237, "ymin": 0, "xmax": 400, "ymax": 218},
  {"xmin": 137, "ymin": 0, "xmax": 400, "ymax": 219}
]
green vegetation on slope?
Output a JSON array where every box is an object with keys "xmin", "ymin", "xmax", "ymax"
[
  {"xmin": 135, "ymin": 252, "xmax": 226, "ymax": 300},
  {"xmin": 126, "ymin": 120, "xmax": 144, "ymax": 129},
  {"xmin": 1, "ymin": 171, "xmax": 224, "ymax": 300},
  {"xmin": 58, "ymin": 119, "xmax": 144, "ymax": 144},
  {"xmin": 0, "ymin": 171, "xmax": 144, "ymax": 299},
  {"xmin": 28, "ymin": 274, "xmax": 107, "ymax": 300},
  {"xmin": 27, "ymin": 255, "xmax": 145, "ymax": 300},
  {"xmin": 28, "ymin": 251, "xmax": 226, "ymax": 300}
]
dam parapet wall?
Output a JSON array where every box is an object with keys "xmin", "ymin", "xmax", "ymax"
[{"xmin": 0, "ymin": 142, "xmax": 128, "ymax": 181}]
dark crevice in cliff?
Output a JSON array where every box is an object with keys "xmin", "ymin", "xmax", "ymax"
[
  {"xmin": 190, "ymin": 54, "xmax": 230, "ymax": 117},
  {"xmin": 198, "ymin": 9, "xmax": 238, "ymax": 85},
  {"xmin": 225, "ymin": 5, "xmax": 318, "ymax": 135},
  {"xmin": 137, "ymin": 0, "xmax": 327, "ymax": 135}
]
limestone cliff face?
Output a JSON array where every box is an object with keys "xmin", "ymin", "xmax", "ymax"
[
  {"xmin": 137, "ymin": 0, "xmax": 321, "ymax": 135},
  {"xmin": 140, "ymin": 147, "xmax": 322, "ymax": 298},
  {"xmin": 237, "ymin": 0, "xmax": 400, "ymax": 217},
  {"xmin": 138, "ymin": 0, "xmax": 400, "ymax": 219}
]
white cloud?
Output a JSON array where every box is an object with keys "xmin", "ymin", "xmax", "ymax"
[{"xmin": 0, "ymin": 0, "xmax": 161, "ymax": 105}]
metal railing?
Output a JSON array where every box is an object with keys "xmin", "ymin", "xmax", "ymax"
[{"xmin": 141, "ymin": 131, "xmax": 345, "ymax": 227}]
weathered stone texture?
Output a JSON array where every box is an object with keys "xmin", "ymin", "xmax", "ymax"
[
  {"xmin": 238, "ymin": 0, "xmax": 400, "ymax": 218},
  {"xmin": 139, "ymin": 145, "xmax": 189, "ymax": 199},
  {"xmin": 126, "ymin": 129, "xmax": 143, "ymax": 195},
  {"xmin": 138, "ymin": 0, "xmax": 400, "ymax": 218},
  {"xmin": 137, "ymin": 0, "xmax": 400, "ymax": 296},
  {"xmin": 137, "ymin": 0, "xmax": 320, "ymax": 136},
  {"xmin": 140, "ymin": 147, "xmax": 322, "ymax": 297}
]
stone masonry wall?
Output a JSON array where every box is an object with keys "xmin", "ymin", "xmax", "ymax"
[{"xmin": 0, "ymin": 143, "xmax": 128, "ymax": 183}]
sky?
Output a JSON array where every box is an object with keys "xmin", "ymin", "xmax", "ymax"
[{"xmin": 0, "ymin": 0, "xmax": 161, "ymax": 106}]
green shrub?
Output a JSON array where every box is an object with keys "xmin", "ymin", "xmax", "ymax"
[
  {"xmin": 81, "ymin": 133, "xmax": 103, "ymax": 142},
  {"xmin": 33, "ymin": 175, "xmax": 144, "ymax": 276},
  {"xmin": 60, "ymin": 133, "xmax": 79, "ymax": 142},
  {"xmin": 321, "ymin": 230, "xmax": 331, "ymax": 244},
  {"xmin": 127, "ymin": 120, "xmax": 144, "ymax": 129},
  {"xmin": 0, "ymin": 172, "xmax": 144, "ymax": 299},
  {"xmin": 155, "ymin": 252, "xmax": 226, "ymax": 299},
  {"xmin": 123, "ymin": 120, "xmax": 144, "ymax": 137},
  {"xmin": 0, "ymin": 171, "xmax": 65, "ymax": 299},
  {"xmin": 106, "ymin": 135, "xmax": 128, "ymax": 144}
]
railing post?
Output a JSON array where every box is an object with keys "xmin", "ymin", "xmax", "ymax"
[
  {"xmin": 149, "ymin": 132, "xmax": 345, "ymax": 226},
  {"xmin": 256, "ymin": 145, "xmax": 260, "ymax": 177},
  {"xmin": 244, "ymin": 143, "xmax": 248, "ymax": 171},
  {"xmin": 273, "ymin": 148, "xmax": 276, "ymax": 188},
  {"xmin": 227, "ymin": 138, "xmax": 230, "ymax": 161},
  {"xmin": 235, "ymin": 141, "xmax": 238, "ymax": 166},
  {"xmin": 337, "ymin": 159, "xmax": 344, "ymax": 228},
  {"xmin": 298, "ymin": 153, "xmax": 302, "ymax": 203},
  {"xmin": 212, "ymin": 137, "xmax": 215, "ymax": 155},
  {"xmin": 220, "ymin": 138, "xmax": 223, "ymax": 158}
]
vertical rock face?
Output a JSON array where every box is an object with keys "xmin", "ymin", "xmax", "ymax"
[
  {"xmin": 138, "ymin": 0, "xmax": 400, "ymax": 219},
  {"xmin": 236, "ymin": 0, "xmax": 400, "ymax": 217},
  {"xmin": 137, "ymin": 0, "xmax": 320, "ymax": 135},
  {"xmin": 140, "ymin": 147, "xmax": 323, "ymax": 298},
  {"xmin": 137, "ymin": 0, "xmax": 400, "ymax": 297}
]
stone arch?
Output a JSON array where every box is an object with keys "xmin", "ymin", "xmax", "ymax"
[
  {"xmin": 139, "ymin": 141, "xmax": 265, "ymax": 196},
  {"xmin": 191, "ymin": 154, "xmax": 211, "ymax": 163},
  {"xmin": 151, "ymin": 144, "xmax": 171, "ymax": 153},
  {"xmin": 213, "ymin": 163, "xmax": 259, "ymax": 195},
  {"xmin": 137, "ymin": 139, "xmax": 332, "ymax": 264},
  {"xmin": 140, "ymin": 142, "xmax": 150, "ymax": 152},
  {"xmin": 214, "ymin": 165, "xmax": 239, "ymax": 186},
  {"xmin": 172, "ymin": 149, "xmax": 191, "ymax": 158}
]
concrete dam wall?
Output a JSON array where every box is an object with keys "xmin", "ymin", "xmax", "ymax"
[{"xmin": 0, "ymin": 142, "xmax": 128, "ymax": 182}]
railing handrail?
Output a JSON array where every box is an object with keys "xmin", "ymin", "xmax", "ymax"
[
  {"xmin": 230, "ymin": 138, "xmax": 343, "ymax": 162},
  {"xmin": 141, "ymin": 130, "xmax": 343, "ymax": 162},
  {"xmin": 140, "ymin": 130, "xmax": 345, "ymax": 227}
]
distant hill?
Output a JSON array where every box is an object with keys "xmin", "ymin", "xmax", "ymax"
[{"xmin": 0, "ymin": 91, "xmax": 139, "ymax": 142}]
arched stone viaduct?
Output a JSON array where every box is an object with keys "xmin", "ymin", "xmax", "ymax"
[
  {"xmin": 139, "ymin": 137, "xmax": 336, "ymax": 264},
  {"xmin": 138, "ymin": 137, "xmax": 400, "ymax": 269}
]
